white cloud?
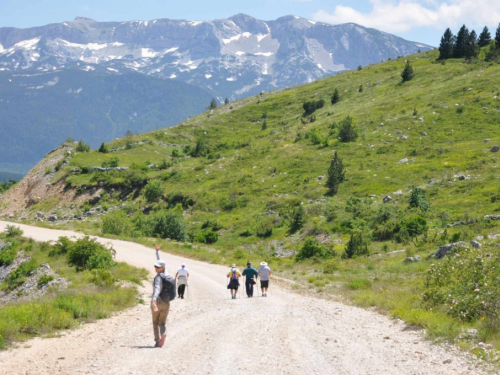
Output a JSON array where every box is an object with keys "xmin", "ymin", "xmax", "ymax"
[{"xmin": 313, "ymin": 0, "xmax": 500, "ymax": 33}]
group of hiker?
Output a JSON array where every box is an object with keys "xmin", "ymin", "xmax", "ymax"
[
  {"xmin": 227, "ymin": 261, "xmax": 272, "ymax": 299},
  {"xmin": 150, "ymin": 245, "xmax": 272, "ymax": 348}
]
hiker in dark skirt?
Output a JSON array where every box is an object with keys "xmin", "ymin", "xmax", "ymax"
[{"xmin": 226, "ymin": 263, "xmax": 242, "ymax": 299}]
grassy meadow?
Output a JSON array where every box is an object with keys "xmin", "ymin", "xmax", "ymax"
[{"xmin": 12, "ymin": 47, "xmax": 500, "ymax": 355}]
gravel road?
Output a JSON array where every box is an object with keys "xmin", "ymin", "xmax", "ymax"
[{"xmin": 0, "ymin": 222, "xmax": 492, "ymax": 375}]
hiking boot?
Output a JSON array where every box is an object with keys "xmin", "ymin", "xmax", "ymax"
[{"xmin": 158, "ymin": 334, "xmax": 166, "ymax": 348}]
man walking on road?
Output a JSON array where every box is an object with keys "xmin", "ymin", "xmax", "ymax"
[
  {"xmin": 227, "ymin": 264, "xmax": 242, "ymax": 299},
  {"xmin": 151, "ymin": 245, "xmax": 170, "ymax": 348},
  {"xmin": 175, "ymin": 263, "xmax": 189, "ymax": 299},
  {"xmin": 242, "ymin": 262, "xmax": 258, "ymax": 297},
  {"xmin": 258, "ymin": 261, "xmax": 272, "ymax": 297}
]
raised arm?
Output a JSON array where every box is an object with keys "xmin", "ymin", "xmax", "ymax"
[{"xmin": 155, "ymin": 244, "xmax": 161, "ymax": 260}]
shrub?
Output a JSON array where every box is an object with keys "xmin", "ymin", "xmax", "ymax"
[
  {"xmin": 288, "ymin": 205, "xmax": 306, "ymax": 233},
  {"xmin": 190, "ymin": 135, "xmax": 210, "ymax": 157},
  {"xmin": 76, "ymin": 141, "xmax": 90, "ymax": 153},
  {"xmin": 158, "ymin": 159, "xmax": 171, "ymax": 170},
  {"xmin": 342, "ymin": 232, "xmax": 369, "ymax": 259},
  {"xmin": 67, "ymin": 236, "xmax": 116, "ymax": 271},
  {"xmin": 101, "ymin": 157, "xmax": 119, "ymax": 168},
  {"xmin": 38, "ymin": 275, "xmax": 54, "ymax": 286},
  {"xmin": 167, "ymin": 191, "xmax": 194, "ymax": 208},
  {"xmin": 234, "ymin": 248, "xmax": 246, "ymax": 259},
  {"xmin": 302, "ymin": 99, "xmax": 325, "ymax": 115},
  {"xmin": 403, "ymin": 216, "xmax": 428, "ymax": 237},
  {"xmin": 423, "ymin": 247, "xmax": 500, "ymax": 326},
  {"xmin": 331, "ymin": 88, "xmax": 340, "ymax": 104},
  {"xmin": 102, "ymin": 210, "xmax": 130, "ymax": 236},
  {"xmin": 323, "ymin": 259, "xmax": 340, "ymax": 274},
  {"xmin": 5, "ymin": 259, "xmax": 38, "ymax": 291},
  {"xmin": 256, "ymin": 219, "xmax": 274, "ymax": 238},
  {"xmin": 147, "ymin": 211, "xmax": 187, "ymax": 241},
  {"xmin": 144, "ymin": 180, "xmax": 164, "ymax": 203},
  {"xmin": 337, "ymin": 116, "xmax": 358, "ymax": 142},
  {"xmin": 98, "ymin": 142, "xmax": 109, "ymax": 153},
  {"xmin": 408, "ymin": 186, "xmax": 430, "ymax": 213},
  {"xmin": 195, "ymin": 231, "xmax": 219, "ymax": 244},
  {"xmin": 171, "ymin": 149, "xmax": 181, "ymax": 158},
  {"xmin": 296, "ymin": 237, "xmax": 329, "ymax": 261},
  {"xmin": 5, "ymin": 225, "xmax": 23, "ymax": 238}
]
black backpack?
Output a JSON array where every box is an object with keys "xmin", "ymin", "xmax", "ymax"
[{"xmin": 158, "ymin": 274, "xmax": 177, "ymax": 301}]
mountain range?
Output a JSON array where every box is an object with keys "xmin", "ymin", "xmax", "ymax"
[
  {"xmin": 0, "ymin": 14, "xmax": 432, "ymax": 175},
  {"xmin": 0, "ymin": 14, "xmax": 432, "ymax": 101}
]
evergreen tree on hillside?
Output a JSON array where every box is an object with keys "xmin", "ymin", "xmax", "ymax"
[
  {"xmin": 465, "ymin": 30, "xmax": 478, "ymax": 58},
  {"xmin": 98, "ymin": 142, "xmax": 109, "ymax": 153},
  {"xmin": 224, "ymin": 98, "xmax": 229, "ymax": 105},
  {"xmin": 209, "ymin": 98, "xmax": 217, "ymax": 109},
  {"xmin": 438, "ymin": 28, "xmax": 455, "ymax": 59},
  {"xmin": 496, "ymin": 23, "xmax": 500, "ymax": 49},
  {"xmin": 401, "ymin": 60, "xmax": 415, "ymax": 82},
  {"xmin": 454, "ymin": 25, "xmax": 469, "ymax": 58},
  {"xmin": 326, "ymin": 151, "xmax": 345, "ymax": 196},
  {"xmin": 478, "ymin": 26, "xmax": 491, "ymax": 47},
  {"xmin": 331, "ymin": 88, "xmax": 340, "ymax": 104}
]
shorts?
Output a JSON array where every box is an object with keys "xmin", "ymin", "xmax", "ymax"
[
  {"xmin": 227, "ymin": 279, "xmax": 240, "ymax": 290},
  {"xmin": 260, "ymin": 280, "xmax": 269, "ymax": 288}
]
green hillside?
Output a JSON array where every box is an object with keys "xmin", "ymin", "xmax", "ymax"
[
  {"xmin": 18, "ymin": 48, "xmax": 500, "ymax": 350},
  {"xmin": 0, "ymin": 67, "xmax": 213, "ymax": 175}
]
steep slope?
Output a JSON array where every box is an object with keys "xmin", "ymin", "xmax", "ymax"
[
  {"xmin": 0, "ymin": 67, "xmax": 212, "ymax": 174},
  {"xmin": 3, "ymin": 49, "xmax": 500, "ymax": 349},
  {"xmin": 0, "ymin": 14, "xmax": 432, "ymax": 101}
]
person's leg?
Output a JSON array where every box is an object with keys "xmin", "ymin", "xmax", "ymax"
[
  {"xmin": 245, "ymin": 279, "xmax": 250, "ymax": 297},
  {"xmin": 249, "ymin": 280, "xmax": 254, "ymax": 297},
  {"xmin": 157, "ymin": 301, "xmax": 170, "ymax": 347},
  {"xmin": 151, "ymin": 308, "xmax": 160, "ymax": 344},
  {"xmin": 177, "ymin": 285, "xmax": 182, "ymax": 298},
  {"xmin": 179, "ymin": 284, "xmax": 186, "ymax": 298}
]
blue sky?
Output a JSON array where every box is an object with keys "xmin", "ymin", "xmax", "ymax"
[{"xmin": 1, "ymin": 0, "xmax": 499, "ymax": 46}]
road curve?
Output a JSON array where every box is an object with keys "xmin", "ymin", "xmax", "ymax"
[{"xmin": 0, "ymin": 221, "xmax": 488, "ymax": 375}]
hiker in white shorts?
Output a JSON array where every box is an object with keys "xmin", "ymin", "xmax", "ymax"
[
  {"xmin": 258, "ymin": 261, "xmax": 272, "ymax": 297},
  {"xmin": 175, "ymin": 263, "xmax": 189, "ymax": 299}
]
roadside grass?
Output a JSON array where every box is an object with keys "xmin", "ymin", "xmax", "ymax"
[
  {"xmin": 10, "ymin": 48, "xmax": 500, "ymax": 355},
  {"xmin": 0, "ymin": 232, "xmax": 147, "ymax": 349}
]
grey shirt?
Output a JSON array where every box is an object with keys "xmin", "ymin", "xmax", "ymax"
[
  {"xmin": 258, "ymin": 265, "xmax": 272, "ymax": 281},
  {"xmin": 152, "ymin": 251, "xmax": 169, "ymax": 301}
]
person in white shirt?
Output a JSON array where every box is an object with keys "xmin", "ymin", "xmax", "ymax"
[
  {"xmin": 258, "ymin": 261, "xmax": 272, "ymax": 297},
  {"xmin": 175, "ymin": 263, "xmax": 189, "ymax": 299}
]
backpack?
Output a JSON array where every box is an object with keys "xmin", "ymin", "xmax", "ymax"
[{"xmin": 158, "ymin": 274, "xmax": 177, "ymax": 301}]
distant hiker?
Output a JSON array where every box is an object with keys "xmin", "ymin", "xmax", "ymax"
[
  {"xmin": 258, "ymin": 261, "xmax": 272, "ymax": 297},
  {"xmin": 175, "ymin": 263, "xmax": 189, "ymax": 299},
  {"xmin": 227, "ymin": 264, "xmax": 242, "ymax": 299},
  {"xmin": 151, "ymin": 245, "xmax": 176, "ymax": 348},
  {"xmin": 242, "ymin": 262, "xmax": 258, "ymax": 297}
]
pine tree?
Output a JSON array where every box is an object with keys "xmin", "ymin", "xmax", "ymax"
[
  {"xmin": 326, "ymin": 151, "xmax": 345, "ymax": 196},
  {"xmin": 401, "ymin": 60, "xmax": 415, "ymax": 82},
  {"xmin": 331, "ymin": 88, "xmax": 340, "ymax": 104},
  {"xmin": 478, "ymin": 26, "xmax": 491, "ymax": 47},
  {"xmin": 454, "ymin": 25, "xmax": 469, "ymax": 58},
  {"xmin": 261, "ymin": 120, "xmax": 267, "ymax": 130},
  {"xmin": 338, "ymin": 116, "xmax": 357, "ymax": 142},
  {"xmin": 209, "ymin": 98, "xmax": 217, "ymax": 109},
  {"xmin": 465, "ymin": 30, "xmax": 478, "ymax": 58},
  {"xmin": 438, "ymin": 28, "xmax": 455, "ymax": 59},
  {"xmin": 358, "ymin": 84, "xmax": 363, "ymax": 93},
  {"xmin": 496, "ymin": 23, "xmax": 500, "ymax": 49},
  {"xmin": 224, "ymin": 98, "xmax": 229, "ymax": 105},
  {"xmin": 289, "ymin": 205, "xmax": 306, "ymax": 233},
  {"xmin": 98, "ymin": 142, "xmax": 108, "ymax": 153}
]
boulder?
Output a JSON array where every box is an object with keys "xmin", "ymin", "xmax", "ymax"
[
  {"xmin": 404, "ymin": 255, "xmax": 420, "ymax": 263},
  {"xmin": 47, "ymin": 215, "xmax": 58, "ymax": 222},
  {"xmin": 484, "ymin": 139, "xmax": 490, "ymax": 143},
  {"xmin": 433, "ymin": 241, "xmax": 467, "ymax": 259},
  {"xmin": 458, "ymin": 175, "xmax": 466, "ymax": 180},
  {"xmin": 317, "ymin": 176, "xmax": 324, "ymax": 180},
  {"xmin": 401, "ymin": 135, "xmax": 409, "ymax": 140},
  {"xmin": 470, "ymin": 240, "xmax": 481, "ymax": 249},
  {"xmin": 383, "ymin": 196, "xmax": 392, "ymax": 203},
  {"xmin": 429, "ymin": 178, "xmax": 437, "ymax": 184},
  {"xmin": 491, "ymin": 145, "xmax": 499, "ymax": 152},
  {"xmin": 399, "ymin": 158, "xmax": 408, "ymax": 164},
  {"xmin": 485, "ymin": 215, "xmax": 500, "ymax": 221},
  {"xmin": 89, "ymin": 194, "xmax": 101, "ymax": 205}
]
